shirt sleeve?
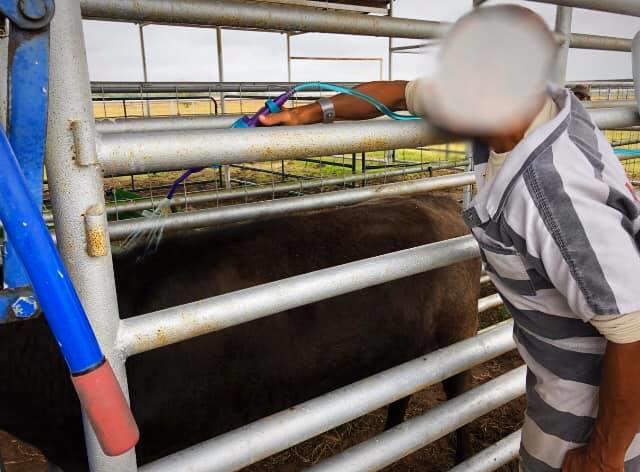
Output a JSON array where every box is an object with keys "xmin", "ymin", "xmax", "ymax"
[
  {"xmin": 591, "ymin": 312, "xmax": 640, "ymax": 344},
  {"xmin": 506, "ymin": 159, "xmax": 640, "ymax": 321},
  {"xmin": 404, "ymin": 78, "xmax": 431, "ymax": 118}
]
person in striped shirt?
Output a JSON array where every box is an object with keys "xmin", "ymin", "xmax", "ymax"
[{"xmin": 261, "ymin": 6, "xmax": 640, "ymax": 472}]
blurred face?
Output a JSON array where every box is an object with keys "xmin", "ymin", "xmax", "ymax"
[{"xmin": 420, "ymin": 5, "xmax": 557, "ymax": 141}]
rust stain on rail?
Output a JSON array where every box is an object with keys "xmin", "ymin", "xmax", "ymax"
[{"xmin": 129, "ymin": 311, "xmax": 224, "ymax": 355}]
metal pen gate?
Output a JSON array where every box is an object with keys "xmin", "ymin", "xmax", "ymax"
[{"xmin": 36, "ymin": 0, "xmax": 640, "ymax": 471}]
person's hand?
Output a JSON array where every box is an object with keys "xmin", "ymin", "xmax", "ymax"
[
  {"xmin": 259, "ymin": 107, "xmax": 303, "ymax": 127},
  {"xmin": 562, "ymin": 446, "xmax": 624, "ymax": 472}
]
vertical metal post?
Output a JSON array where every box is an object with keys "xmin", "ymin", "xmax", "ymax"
[
  {"xmin": 387, "ymin": 0, "xmax": 393, "ymax": 80},
  {"xmin": 222, "ymin": 166, "xmax": 232, "ymax": 189},
  {"xmin": 138, "ymin": 23, "xmax": 150, "ymax": 117},
  {"xmin": 553, "ymin": 6, "xmax": 573, "ymax": 85},
  {"xmin": 462, "ymin": 0, "xmax": 483, "ymax": 209},
  {"xmin": 215, "ymin": 27, "xmax": 232, "ymax": 189},
  {"xmin": 463, "ymin": 142, "xmax": 474, "ymax": 209},
  {"xmin": 46, "ymin": 1, "xmax": 137, "ymax": 470},
  {"xmin": 286, "ymin": 32, "xmax": 292, "ymax": 82},
  {"xmin": 216, "ymin": 27, "xmax": 225, "ymax": 115}
]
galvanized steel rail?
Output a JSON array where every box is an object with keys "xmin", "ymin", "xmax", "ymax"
[
  {"xmin": 308, "ymin": 366, "xmax": 527, "ymax": 472},
  {"xmin": 108, "ymin": 172, "xmax": 476, "ymax": 240},
  {"xmin": 140, "ymin": 321, "xmax": 516, "ymax": 472},
  {"xmin": 80, "ymin": 0, "xmax": 450, "ymax": 39},
  {"xmin": 117, "ymin": 234, "xmax": 480, "ymax": 356},
  {"xmin": 44, "ymin": 159, "xmax": 469, "ymax": 222},
  {"xmin": 527, "ymin": 0, "xmax": 640, "ymax": 17},
  {"xmin": 96, "ymin": 107, "xmax": 640, "ymax": 177},
  {"xmin": 46, "ymin": 0, "xmax": 137, "ymax": 469},
  {"xmin": 449, "ymin": 430, "xmax": 522, "ymax": 472},
  {"xmin": 97, "ymin": 120, "xmax": 455, "ymax": 176},
  {"xmin": 79, "ymin": 0, "xmax": 633, "ymax": 52},
  {"xmin": 95, "ymin": 115, "xmax": 242, "ymax": 133}
]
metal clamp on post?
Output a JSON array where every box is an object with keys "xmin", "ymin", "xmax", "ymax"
[
  {"xmin": 0, "ymin": 0, "xmax": 139, "ymax": 456},
  {"xmin": 71, "ymin": 120, "xmax": 98, "ymax": 166}
]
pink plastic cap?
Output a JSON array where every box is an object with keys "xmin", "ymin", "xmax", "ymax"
[{"xmin": 71, "ymin": 361, "xmax": 140, "ymax": 456}]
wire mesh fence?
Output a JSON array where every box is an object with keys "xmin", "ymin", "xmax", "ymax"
[
  {"xmin": 587, "ymin": 83, "xmax": 640, "ymax": 181},
  {"xmin": 58, "ymin": 81, "xmax": 639, "ymax": 227},
  {"xmin": 81, "ymin": 83, "xmax": 469, "ymax": 223}
]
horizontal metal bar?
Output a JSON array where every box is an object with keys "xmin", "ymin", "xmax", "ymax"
[
  {"xmin": 107, "ymin": 172, "xmax": 475, "ymax": 240},
  {"xmin": 290, "ymin": 56, "xmax": 382, "ymax": 62},
  {"xmin": 97, "ymin": 120, "xmax": 455, "ymax": 176},
  {"xmin": 43, "ymin": 161, "xmax": 467, "ymax": 222},
  {"xmin": 81, "ymin": 1, "xmax": 631, "ymax": 51},
  {"xmin": 448, "ymin": 430, "xmax": 522, "ymax": 472},
  {"xmin": 91, "ymin": 80, "xmax": 633, "ymax": 98},
  {"xmin": 117, "ymin": 234, "xmax": 480, "ymax": 356},
  {"xmin": 584, "ymin": 100, "xmax": 637, "ymax": 109},
  {"xmin": 258, "ymin": 0, "xmax": 389, "ymax": 15},
  {"xmin": 390, "ymin": 43, "xmax": 429, "ymax": 52},
  {"xmin": 591, "ymin": 106, "xmax": 640, "ymax": 129},
  {"xmin": 569, "ymin": 32, "xmax": 632, "ymax": 52},
  {"xmin": 95, "ymin": 115, "xmax": 242, "ymax": 133},
  {"xmin": 566, "ymin": 80, "xmax": 632, "ymax": 87},
  {"xmin": 97, "ymin": 107, "xmax": 640, "ymax": 177},
  {"xmin": 527, "ymin": 0, "xmax": 640, "ymax": 17},
  {"xmin": 480, "ymin": 274, "xmax": 492, "ymax": 285},
  {"xmin": 91, "ymin": 81, "xmax": 359, "ymax": 94},
  {"xmin": 308, "ymin": 366, "xmax": 526, "ymax": 472},
  {"xmin": 141, "ymin": 321, "xmax": 516, "ymax": 472},
  {"xmin": 83, "ymin": 160, "xmax": 464, "ymax": 221},
  {"xmin": 391, "ymin": 33, "xmax": 631, "ymax": 53},
  {"xmin": 80, "ymin": 0, "xmax": 449, "ymax": 39},
  {"xmin": 612, "ymin": 137, "xmax": 640, "ymax": 147},
  {"xmin": 478, "ymin": 293, "xmax": 503, "ymax": 313}
]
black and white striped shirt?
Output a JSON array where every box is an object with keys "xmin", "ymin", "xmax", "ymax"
[{"xmin": 464, "ymin": 86, "xmax": 640, "ymax": 471}]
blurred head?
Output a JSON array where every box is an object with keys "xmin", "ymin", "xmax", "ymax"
[{"xmin": 419, "ymin": 5, "xmax": 557, "ymax": 139}]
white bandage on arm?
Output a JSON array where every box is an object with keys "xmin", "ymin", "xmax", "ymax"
[
  {"xmin": 591, "ymin": 311, "xmax": 640, "ymax": 344},
  {"xmin": 405, "ymin": 78, "xmax": 431, "ymax": 118}
]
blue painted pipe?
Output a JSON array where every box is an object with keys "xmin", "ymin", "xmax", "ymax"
[{"xmin": 0, "ymin": 128, "xmax": 103, "ymax": 374}]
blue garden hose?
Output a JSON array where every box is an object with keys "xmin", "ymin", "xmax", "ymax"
[
  {"xmin": 293, "ymin": 82, "xmax": 420, "ymax": 121},
  {"xmin": 0, "ymin": 128, "xmax": 103, "ymax": 370},
  {"xmin": 0, "ymin": 128, "xmax": 139, "ymax": 455},
  {"xmin": 615, "ymin": 149, "xmax": 640, "ymax": 157}
]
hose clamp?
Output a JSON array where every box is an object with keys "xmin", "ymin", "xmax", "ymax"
[{"xmin": 317, "ymin": 97, "xmax": 335, "ymax": 124}]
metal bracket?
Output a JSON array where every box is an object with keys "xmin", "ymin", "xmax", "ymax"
[
  {"xmin": 71, "ymin": 119, "xmax": 98, "ymax": 166},
  {"xmin": 0, "ymin": 0, "xmax": 54, "ymax": 30},
  {"xmin": 0, "ymin": 286, "xmax": 40, "ymax": 322},
  {"xmin": 0, "ymin": 0, "xmax": 54, "ymax": 320}
]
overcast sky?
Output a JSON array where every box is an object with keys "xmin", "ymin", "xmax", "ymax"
[{"xmin": 82, "ymin": 1, "xmax": 640, "ymax": 83}]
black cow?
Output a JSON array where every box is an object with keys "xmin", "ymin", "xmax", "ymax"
[{"xmin": 0, "ymin": 193, "xmax": 480, "ymax": 470}]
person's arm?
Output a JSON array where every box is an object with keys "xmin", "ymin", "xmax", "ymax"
[
  {"xmin": 563, "ymin": 341, "xmax": 640, "ymax": 472},
  {"xmin": 259, "ymin": 81, "xmax": 408, "ymax": 126}
]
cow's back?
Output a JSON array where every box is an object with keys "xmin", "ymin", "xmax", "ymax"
[{"xmin": 0, "ymin": 193, "xmax": 480, "ymax": 469}]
